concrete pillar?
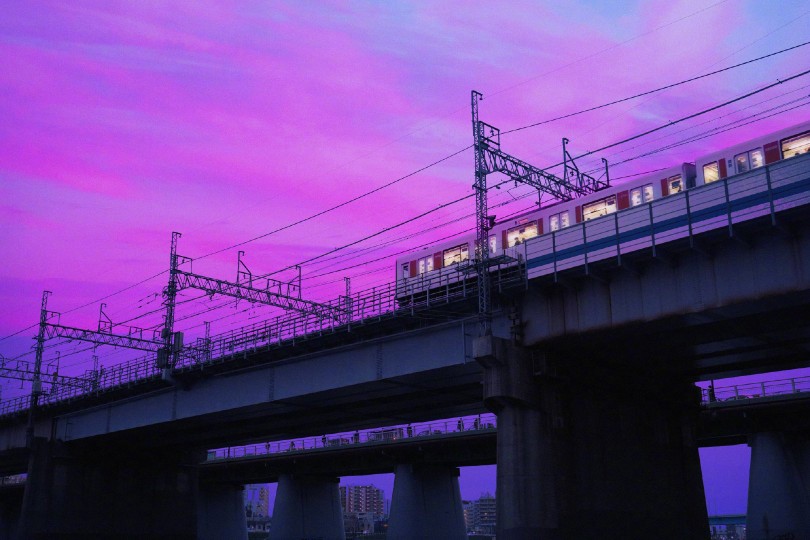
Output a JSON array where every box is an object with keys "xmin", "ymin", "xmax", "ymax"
[
  {"xmin": 747, "ymin": 431, "xmax": 810, "ymax": 539},
  {"xmin": 387, "ymin": 464, "xmax": 466, "ymax": 540},
  {"xmin": 0, "ymin": 488, "xmax": 22, "ymax": 540},
  {"xmin": 270, "ymin": 474, "xmax": 344, "ymax": 540},
  {"xmin": 474, "ymin": 335, "xmax": 709, "ymax": 539},
  {"xmin": 197, "ymin": 483, "xmax": 248, "ymax": 540},
  {"xmin": 474, "ymin": 334, "xmax": 555, "ymax": 539},
  {"xmin": 16, "ymin": 438, "xmax": 201, "ymax": 539}
]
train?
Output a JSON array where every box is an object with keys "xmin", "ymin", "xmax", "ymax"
[{"xmin": 395, "ymin": 120, "xmax": 810, "ymax": 302}]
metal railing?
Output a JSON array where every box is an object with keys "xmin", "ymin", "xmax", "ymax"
[
  {"xmin": 207, "ymin": 373, "xmax": 810, "ymax": 462},
  {"xmin": 0, "ymin": 262, "xmax": 523, "ymax": 418},
  {"xmin": 525, "ymin": 154, "xmax": 810, "ymax": 281},
  {"xmin": 701, "ymin": 376, "xmax": 810, "ymax": 405},
  {"xmin": 175, "ymin": 254, "xmax": 524, "ymax": 371},
  {"xmin": 206, "ymin": 413, "xmax": 497, "ymax": 462},
  {"xmin": 0, "ymin": 474, "xmax": 26, "ymax": 486}
]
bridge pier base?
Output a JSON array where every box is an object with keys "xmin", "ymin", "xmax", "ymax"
[
  {"xmin": 747, "ymin": 431, "xmax": 810, "ymax": 539},
  {"xmin": 16, "ymin": 438, "xmax": 213, "ymax": 539},
  {"xmin": 197, "ymin": 483, "xmax": 248, "ymax": 540},
  {"xmin": 387, "ymin": 463, "xmax": 466, "ymax": 539},
  {"xmin": 269, "ymin": 474, "xmax": 344, "ymax": 540},
  {"xmin": 475, "ymin": 334, "xmax": 709, "ymax": 540},
  {"xmin": 0, "ymin": 489, "xmax": 22, "ymax": 540}
]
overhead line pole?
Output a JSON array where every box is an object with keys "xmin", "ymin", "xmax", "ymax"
[
  {"xmin": 471, "ymin": 90, "xmax": 491, "ymax": 337},
  {"xmin": 26, "ymin": 290, "xmax": 50, "ymax": 447},
  {"xmin": 160, "ymin": 231, "xmax": 181, "ymax": 378},
  {"xmin": 470, "ymin": 90, "xmax": 610, "ymax": 340}
]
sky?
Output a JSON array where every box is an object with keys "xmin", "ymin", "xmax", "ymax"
[{"xmin": 1, "ymin": 0, "xmax": 810, "ymax": 514}]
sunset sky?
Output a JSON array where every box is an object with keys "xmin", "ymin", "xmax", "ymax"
[{"xmin": 1, "ymin": 0, "xmax": 809, "ymax": 512}]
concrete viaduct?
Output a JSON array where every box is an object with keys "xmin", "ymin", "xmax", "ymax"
[{"xmin": 0, "ymin": 155, "xmax": 809, "ymax": 539}]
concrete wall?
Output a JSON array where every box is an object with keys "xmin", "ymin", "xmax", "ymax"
[
  {"xmin": 16, "ymin": 439, "xmax": 245, "ymax": 539},
  {"xmin": 521, "ymin": 223, "xmax": 810, "ymax": 343}
]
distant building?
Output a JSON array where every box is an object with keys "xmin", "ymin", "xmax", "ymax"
[
  {"xmin": 465, "ymin": 492, "xmax": 496, "ymax": 534},
  {"xmin": 244, "ymin": 484, "xmax": 270, "ymax": 519},
  {"xmin": 463, "ymin": 500, "xmax": 474, "ymax": 530},
  {"xmin": 339, "ymin": 484, "xmax": 385, "ymax": 517},
  {"xmin": 708, "ymin": 514, "xmax": 746, "ymax": 540}
]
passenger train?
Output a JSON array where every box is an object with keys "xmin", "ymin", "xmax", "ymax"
[{"xmin": 396, "ymin": 120, "xmax": 810, "ymax": 301}]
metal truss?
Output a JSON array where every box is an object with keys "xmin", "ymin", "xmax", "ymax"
[
  {"xmin": 48, "ymin": 373, "xmax": 98, "ymax": 391},
  {"xmin": 237, "ymin": 250, "xmax": 302, "ymax": 299},
  {"xmin": 478, "ymin": 122, "xmax": 609, "ymax": 203},
  {"xmin": 43, "ymin": 322, "xmax": 162, "ymax": 352},
  {"xmin": 471, "ymin": 90, "xmax": 610, "ymax": 337},
  {"xmin": 472, "ymin": 91, "xmax": 491, "ymax": 336},
  {"xmin": 160, "ymin": 231, "xmax": 181, "ymax": 370},
  {"xmin": 175, "ymin": 270, "xmax": 345, "ymax": 322},
  {"xmin": 0, "ymin": 354, "xmax": 96, "ymax": 393},
  {"xmin": 0, "ymin": 357, "xmax": 36, "ymax": 384}
]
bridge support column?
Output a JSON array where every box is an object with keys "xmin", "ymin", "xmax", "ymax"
[
  {"xmin": 747, "ymin": 431, "xmax": 810, "ymax": 539},
  {"xmin": 197, "ymin": 483, "xmax": 248, "ymax": 540},
  {"xmin": 16, "ymin": 438, "xmax": 211, "ymax": 539},
  {"xmin": 0, "ymin": 489, "xmax": 22, "ymax": 540},
  {"xmin": 475, "ymin": 334, "xmax": 553, "ymax": 539},
  {"xmin": 387, "ymin": 464, "xmax": 466, "ymax": 539},
  {"xmin": 269, "ymin": 474, "xmax": 344, "ymax": 540},
  {"xmin": 474, "ymin": 335, "xmax": 709, "ymax": 540}
]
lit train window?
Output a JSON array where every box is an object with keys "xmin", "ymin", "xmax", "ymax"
[
  {"xmin": 443, "ymin": 244, "xmax": 469, "ymax": 266},
  {"xmin": 549, "ymin": 211, "xmax": 570, "ymax": 231},
  {"xmin": 751, "ymin": 149, "xmax": 764, "ymax": 168},
  {"xmin": 418, "ymin": 255, "xmax": 433, "ymax": 274},
  {"xmin": 782, "ymin": 131, "xmax": 810, "ymax": 159},
  {"xmin": 734, "ymin": 149, "xmax": 763, "ymax": 174},
  {"xmin": 703, "ymin": 162, "xmax": 720, "ymax": 184},
  {"xmin": 668, "ymin": 175, "xmax": 683, "ymax": 194},
  {"xmin": 582, "ymin": 195, "xmax": 616, "ymax": 221},
  {"xmin": 734, "ymin": 153, "xmax": 748, "ymax": 173},
  {"xmin": 507, "ymin": 223, "xmax": 539, "ymax": 246},
  {"xmin": 489, "ymin": 235, "xmax": 497, "ymax": 254},
  {"xmin": 630, "ymin": 184, "xmax": 653, "ymax": 206}
]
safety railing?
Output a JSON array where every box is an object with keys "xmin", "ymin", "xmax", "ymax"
[
  {"xmin": 0, "ymin": 474, "xmax": 26, "ymax": 486},
  {"xmin": 206, "ymin": 413, "xmax": 497, "ymax": 462},
  {"xmin": 174, "ymin": 256, "xmax": 523, "ymax": 369},
  {"xmin": 525, "ymin": 154, "xmax": 810, "ymax": 281},
  {"xmin": 0, "ymin": 395, "xmax": 29, "ymax": 417},
  {"xmin": 701, "ymin": 376, "xmax": 810, "ymax": 405}
]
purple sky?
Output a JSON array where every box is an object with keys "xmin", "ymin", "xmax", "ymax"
[{"xmin": 2, "ymin": 0, "xmax": 810, "ymax": 513}]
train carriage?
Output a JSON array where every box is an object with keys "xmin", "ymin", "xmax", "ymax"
[{"xmin": 396, "ymin": 120, "xmax": 810, "ymax": 303}]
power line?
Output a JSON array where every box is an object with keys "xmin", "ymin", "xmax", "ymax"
[
  {"xmin": 485, "ymin": 0, "xmax": 731, "ymax": 99},
  {"xmin": 0, "ymin": 148, "xmax": 474, "ymax": 344},
  {"xmin": 62, "ymin": 81, "xmax": 810, "ymax": 344},
  {"xmin": 0, "ymin": 271, "xmax": 166, "ymax": 344},
  {"xmin": 576, "ymin": 86, "xmax": 810, "ymax": 174},
  {"xmin": 315, "ymin": 78, "xmax": 807, "ymax": 276},
  {"xmin": 568, "ymin": 83, "xmax": 810, "ymax": 175},
  {"xmin": 561, "ymin": 68, "xmax": 810, "ymax": 164},
  {"xmin": 601, "ymin": 98, "xmax": 810, "ymax": 170},
  {"xmin": 196, "ymin": 145, "xmax": 473, "ymax": 262},
  {"xmin": 501, "ymin": 40, "xmax": 810, "ymax": 135}
]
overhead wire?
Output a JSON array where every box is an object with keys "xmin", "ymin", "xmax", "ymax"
[
  {"xmin": 501, "ymin": 40, "xmax": 810, "ymax": 135},
  {"xmin": 99, "ymin": 78, "xmax": 810, "ymax": 345},
  {"xmin": 554, "ymin": 68, "xmax": 810, "ymax": 166},
  {"xmin": 485, "ymin": 0, "xmax": 732, "ymax": 99},
  {"xmin": 195, "ymin": 145, "xmax": 473, "ymax": 262}
]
